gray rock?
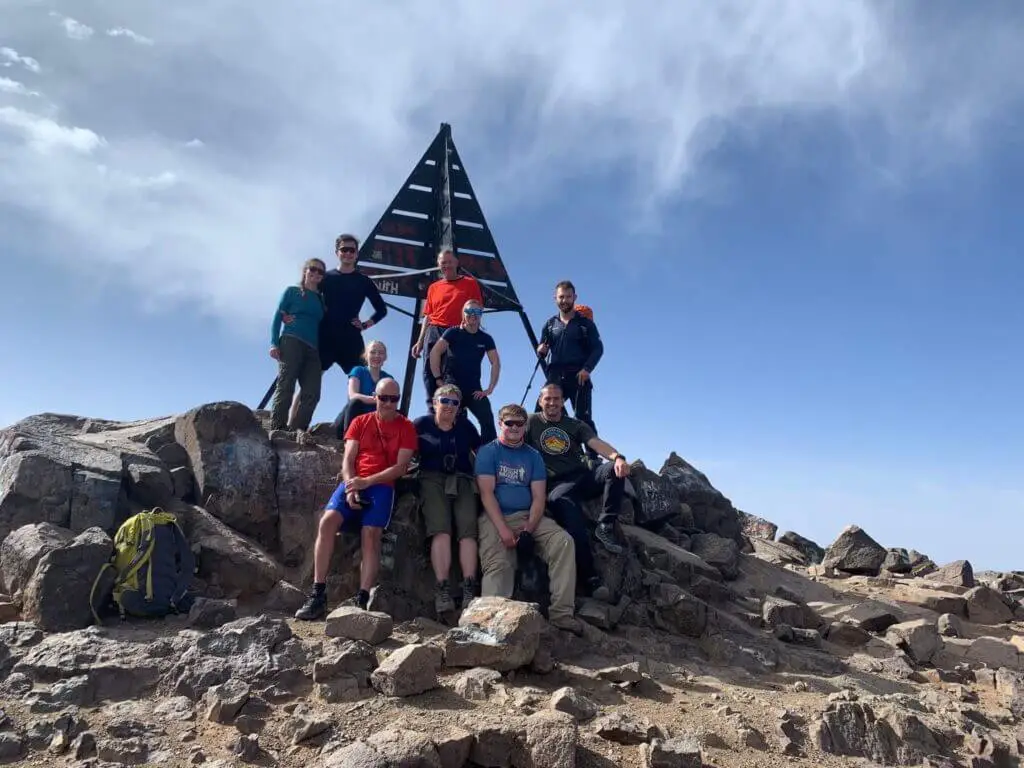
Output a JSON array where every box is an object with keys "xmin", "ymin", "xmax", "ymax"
[
  {"xmin": 651, "ymin": 583, "xmax": 709, "ymax": 638},
  {"xmin": 936, "ymin": 612, "xmax": 962, "ymax": 637},
  {"xmin": 885, "ymin": 619, "xmax": 940, "ymax": 664},
  {"xmin": 264, "ymin": 580, "xmax": 307, "ymax": 613},
  {"xmin": 816, "ymin": 700, "xmax": 945, "ymax": 765},
  {"xmin": 749, "ymin": 538, "xmax": 808, "ymax": 566},
  {"xmin": 626, "ymin": 462, "xmax": 690, "ymax": 530},
  {"xmin": 640, "ymin": 735, "xmax": 703, "ymax": 767},
  {"xmin": 174, "ymin": 402, "xmax": 278, "ymax": 549},
  {"xmin": 452, "ymin": 667, "xmax": 503, "ymax": 701},
  {"xmin": 777, "ymin": 531, "xmax": 825, "ymax": 564},
  {"xmin": 597, "ymin": 660, "xmax": 647, "ymax": 683},
  {"xmin": 964, "ymin": 585, "xmax": 1014, "ymax": 625},
  {"xmin": 595, "ymin": 713, "xmax": 663, "ymax": 745},
  {"xmin": 370, "ymin": 643, "xmax": 442, "ymax": 697},
  {"xmin": 689, "ymin": 533, "xmax": 740, "ymax": 580},
  {"xmin": 325, "ymin": 606, "xmax": 393, "ymax": 645},
  {"xmin": 736, "ymin": 510, "xmax": 777, "ymax": 541},
  {"xmin": 924, "ymin": 559, "xmax": 974, "ymax": 588},
  {"xmin": 659, "ymin": 453, "xmax": 742, "ymax": 542},
  {"xmin": 21, "ymin": 528, "xmax": 112, "ymax": 632},
  {"xmin": 204, "ymin": 678, "xmax": 250, "ymax": 723},
  {"xmin": 824, "ymin": 622, "xmax": 872, "ymax": 647},
  {"xmin": 549, "ymin": 686, "xmax": 598, "ymax": 722},
  {"xmin": 275, "ymin": 442, "xmax": 344, "ymax": 567},
  {"xmin": 433, "ymin": 727, "xmax": 473, "ymax": 768},
  {"xmin": 0, "ymin": 522, "xmax": 72, "ymax": 597},
  {"xmin": 188, "ymin": 598, "xmax": 238, "ymax": 629},
  {"xmin": 0, "ymin": 731, "xmax": 24, "ymax": 761},
  {"xmin": 524, "ymin": 711, "xmax": 577, "ymax": 768},
  {"xmin": 762, "ymin": 595, "xmax": 806, "ymax": 629},
  {"xmin": 442, "ymin": 596, "xmax": 545, "ymax": 671},
  {"xmin": 881, "ymin": 548, "xmax": 913, "ymax": 574},
  {"xmin": 312, "ymin": 640, "xmax": 377, "ymax": 684},
  {"xmin": 822, "ymin": 525, "xmax": 887, "ymax": 575}
]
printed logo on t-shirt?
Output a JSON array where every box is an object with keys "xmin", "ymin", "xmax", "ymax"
[
  {"xmin": 496, "ymin": 461, "xmax": 527, "ymax": 485},
  {"xmin": 538, "ymin": 426, "xmax": 571, "ymax": 456}
]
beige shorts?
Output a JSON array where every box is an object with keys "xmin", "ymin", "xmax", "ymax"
[{"xmin": 420, "ymin": 471, "xmax": 479, "ymax": 540}]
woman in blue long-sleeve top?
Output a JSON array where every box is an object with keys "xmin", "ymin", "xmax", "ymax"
[{"xmin": 269, "ymin": 259, "xmax": 326, "ymax": 432}]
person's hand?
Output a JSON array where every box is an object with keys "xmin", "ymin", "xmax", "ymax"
[
  {"xmin": 577, "ymin": 369, "xmax": 591, "ymax": 385},
  {"xmin": 536, "ymin": 343, "xmax": 549, "ymax": 357},
  {"xmin": 348, "ymin": 476, "xmax": 369, "ymax": 491},
  {"xmin": 473, "ymin": 390, "xmax": 488, "ymax": 400},
  {"xmin": 269, "ymin": 347, "xmax": 281, "ymax": 361},
  {"xmin": 351, "ymin": 318, "xmax": 364, "ymax": 329},
  {"xmin": 498, "ymin": 524, "xmax": 518, "ymax": 549},
  {"xmin": 281, "ymin": 313, "xmax": 295, "ymax": 325},
  {"xmin": 613, "ymin": 456, "xmax": 630, "ymax": 479},
  {"xmin": 345, "ymin": 489, "xmax": 361, "ymax": 508},
  {"xmin": 411, "ymin": 342, "xmax": 423, "ymax": 359}
]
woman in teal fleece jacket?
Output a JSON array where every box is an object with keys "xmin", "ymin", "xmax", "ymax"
[{"xmin": 269, "ymin": 259, "xmax": 326, "ymax": 431}]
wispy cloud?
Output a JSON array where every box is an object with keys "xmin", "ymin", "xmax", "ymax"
[
  {"xmin": 1, "ymin": 2, "xmax": 1023, "ymax": 333},
  {"xmin": 106, "ymin": 27, "xmax": 153, "ymax": 46},
  {"xmin": 49, "ymin": 12, "xmax": 94, "ymax": 41},
  {"xmin": 0, "ymin": 47, "xmax": 41, "ymax": 73},
  {"xmin": 0, "ymin": 106, "xmax": 105, "ymax": 153},
  {"xmin": 0, "ymin": 77, "xmax": 39, "ymax": 97}
]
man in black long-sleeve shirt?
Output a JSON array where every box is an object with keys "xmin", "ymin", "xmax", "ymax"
[
  {"xmin": 289, "ymin": 234, "xmax": 388, "ymax": 425},
  {"xmin": 536, "ymin": 280, "xmax": 603, "ymax": 436}
]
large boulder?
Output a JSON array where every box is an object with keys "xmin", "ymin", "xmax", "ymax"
[
  {"xmin": 777, "ymin": 531, "xmax": 825, "ymax": 564},
  {"xmin": 822, "ymin": 525, "xmax": 887, "ymax": 575},
  {"xmin": 737, "ymin": 510, "xmax": 778, "ymax": 541},
  {"xmin": 965, "ymin": 585, "xmax": 1015, "ymax": 625},
  {"xmin": 443, "ymin": 597, "xmax": 546, "ymax": 671},
  {"xmin": 689, "ymin": 533, "xmax": 740, "ymax": 580},
  {"xmin": 21, "ymin": 527, "xmax": 113, "ymax": 632},
  {"xmin": 174, "ymin": 402, "xmax": 278, "ymax": 550},
  {"xmin": 659, "ymin": 453, "xmax": 742, "ymax": 542},
  {"xmin": 0, "ymin": 522, "xmax": 72, "ymax": 597},
  {"xmin": 627, "ymin": 462, "xmax": 693, "ymax": 531},
  {"xmin": 924, "ymin": 560, "xmax": 975, "ymax": 589},
  {"xmin": 274, "ymin": 441, "xmax": 344, "ymax": 568},
  {"xmin": 173, "ymin": 503, "xmax": 282, "ymax": 600},
  {"xmin": 622, "ymin": 525, "xmax": 722, "ymax": 586}
]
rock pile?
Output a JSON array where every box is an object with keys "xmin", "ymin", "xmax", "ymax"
[{"xmin": 0, "ymin": 400, "xmax": 1022, "ymax": 766}]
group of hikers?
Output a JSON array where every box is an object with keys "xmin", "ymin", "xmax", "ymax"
[{"xmin": 268, "ymin": 234, "xmax": 631, "ymax": 635}]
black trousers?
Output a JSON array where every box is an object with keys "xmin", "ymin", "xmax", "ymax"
[
  {"xmin": 457, "ymin": 392, "xmax": 496, "ymax": 444},
  {"xmin": 422, "ymin": 325, "xmax": 454, "ymax": 405},
  {"xmin": 537, "ymin": 366, "xmax": 596, "ymax": 434},
  {"xmin": 545, "ymin": 462, "xmax": 625, "ymax": 585}
]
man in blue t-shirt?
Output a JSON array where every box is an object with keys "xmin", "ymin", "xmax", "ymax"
[
  {"xmin": 429, "ymin": 299, "xmax": 501, "ymax": 443},
  {"xmin": 474, "ymin": 403, "xmax": 580, "ymax": 634}
]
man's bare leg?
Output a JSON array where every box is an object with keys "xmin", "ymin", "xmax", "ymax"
[
  {"xmin": 295, "ymin": 509, "xmax": 342, "ymax": 620},
  {"xmin": 430, "ymin": 533, "xmax": 452, "ymax": 582},
  {"xmin": 360, "ymin": 526, "xmax": 383, "ymax": 593}
]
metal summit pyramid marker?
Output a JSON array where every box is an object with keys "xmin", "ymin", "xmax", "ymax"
[{"xmin": 258, "ymin": 123, "xmax": 544, "ymax": 415}]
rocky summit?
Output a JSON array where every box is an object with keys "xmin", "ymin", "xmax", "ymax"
[{"xmin": 0, "ymin": 401, "xmax": 1023, "ymax": 767}]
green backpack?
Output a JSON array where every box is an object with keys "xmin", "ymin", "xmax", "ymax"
[{"xmin": 90, "ymin": 509, "xmax": 196, "ymax": 622}]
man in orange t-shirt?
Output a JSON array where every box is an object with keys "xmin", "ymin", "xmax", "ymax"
[
  {"xmin": 295, "ymin": 377, "xmax": 418, "ymax": 620},
  {"xmin": 411, "ymin": 247, "xmax": 484, "ymax": 405}
]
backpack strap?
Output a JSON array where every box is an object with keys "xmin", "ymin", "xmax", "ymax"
[
  {"xmin": 89, "ymin": 563, "xmax": 116, "ymax": 625},
  {"xmin": 168, "ymin": 520, "xmax": 196, "ymax": 610}
]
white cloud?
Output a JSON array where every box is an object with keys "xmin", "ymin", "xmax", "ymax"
[
  {"xmin": 106, "ymin": 27, "xmax": 153, "ymax": 46},
  {"xmin": 0, "ymin": 77, "xmax": 39, "ymax": 97},
  {"xmin": 49, "ymin": 12, "xmax": 94, "ymax": 40},
  {"xmin": 0, "ymin": 47, "xmax": 41, "ymax": 73},
  {"xmin": 0, "ymin": 107, "xmax": 105, "ymax": 153},
  {"xmin": 1, "ymin": 2, "xmax": 1022, "ymax": 332}
]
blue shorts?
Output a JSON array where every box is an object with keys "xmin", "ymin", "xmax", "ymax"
[{"xmin": 326, "ymin": 482, "xmax": 395, "ymax": 530}]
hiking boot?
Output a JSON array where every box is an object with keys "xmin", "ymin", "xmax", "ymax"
[
  {"xmin": 549, "ymin": 615, "xmax": 584, "ymax": 636},
  {"xmin": 355, "ymin": 589, "xmax": 369, "ymax": 610},
  {"xmin": 434, "ymin": 581, "xmax": 455, "ymax": 615},
  {"xmin": 295, "ymin": 590, "xmax": 327, "ymax": 621},
  {"xmin": 461, "ymin": 577, "xmax": 478, "ymax": 608},
  {"xmin": 595, "ymin": 523, "xmax": 624, "ymax": 555},
  {"xmin": 586, "ymin": 576, "xmax": 611, "ymax": 603}
]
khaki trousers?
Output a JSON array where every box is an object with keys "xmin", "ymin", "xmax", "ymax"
[{"xmin": 478, "ymin": 510, "xmax": 577, "ymax": 622}]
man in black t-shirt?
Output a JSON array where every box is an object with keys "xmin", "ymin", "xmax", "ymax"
[
  {"xmin": 527, "ymin": 382, "xmax": 630, "ymax": 601},
  {"xmin": 428, "ymin": 299, "xmax": 501, "ymax": 443}
]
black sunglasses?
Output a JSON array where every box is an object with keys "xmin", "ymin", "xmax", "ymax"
[
  {"xmin": 437, "ymin": 397, "xmax": 460, "ymax": 407},
  {"xmin": 377, "ymin": 394, "xmax": 400, "ymax": 404},
  {"xmin": 502, "ymin": 419, "xmax": 526, "ymax": 428},
  {"xmin": 338, "ymin": 246, "xmax": 357, "ymax": 254},
  {"xmin": 307, "ymin": 265, "xmax": 324, "ymax": 275}
]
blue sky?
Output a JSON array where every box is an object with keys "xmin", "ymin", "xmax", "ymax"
[{"xmin": 2, "ymin": 2, "xmax": 1023, "ymax": 570}]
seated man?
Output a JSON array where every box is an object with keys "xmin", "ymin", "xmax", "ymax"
[
  {"xmin": 475, "ymin": 403, "xmax": 582, "ymax": 635},
  {"xmin": 527, "ymin": 382, "xmax": 631, "ymax": 597},
  {"xmin": 414, "ymin": 384, "xmax": 482, "ymax": 616},
  {"xmin": 295, "ymin": 378, "xmax": 418, "ymax": 619}
]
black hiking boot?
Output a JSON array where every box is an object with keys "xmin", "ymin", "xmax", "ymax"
[
  {"xmin": 434, "ymin": 580, "xmax": 455, "ymax": 615},
  {"xmin": 295, "ymin": 590, "xmax": 327, "ymax": 621},
  {"xmin": 594, "ymin": 523, "xmax": 624, "ymax": 555},
  {"xmin": 461, "ymin": 577, "xmax": 479, "ymax": 609}
]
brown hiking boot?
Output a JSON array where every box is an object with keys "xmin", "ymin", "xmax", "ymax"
[{"xmin": 549, "ymin": 615, "xmax": 584, "ymax": 636}]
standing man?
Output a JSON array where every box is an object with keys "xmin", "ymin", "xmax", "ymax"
[
  {"xmin": 289, "ymin": 234, "xmax": 388, "ymax": 426},
  {"xmin": 411, "ymin": 248, "xmax": 483, "ymax": 406},
  {"xmin": 528, "ymin": 383, "xmax": 630, "ymax": 578},
  {"xmin": 475, "ymin": 404, "xmax": 582, "ymax": 635},
  {"xmin": 428, "ymin": 299, "xmax": 500, "ymax": 443},
  {"xmin": 295, "ymin": 378, "xmax": 418, "ymax": 620},
  {"xmin": 536, "ymin": 280, "xmax": 603, "ymax": 436}
]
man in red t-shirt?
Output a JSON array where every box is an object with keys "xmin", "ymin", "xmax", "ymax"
[
  {"xmin": 295, "ymin": 377, "xmax": 418, "ymax": 620},
  {"xmin": 411, "ymin": 247, "xmax": 483, "ymax": 405}
]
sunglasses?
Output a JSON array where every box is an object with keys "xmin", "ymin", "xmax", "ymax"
[
  {"xmin": 307, "ymin": 266, "xmax": 325, "ymax": 275},
  {"xmin": 502, "ymin": 419, "xmax": 526, "ymax": 428},
  {"xmin": 376, "ymin": 394, "xmax": 400, "ymax": 404},
  {"xmin": 464, "ymin": 308, "xmax": 483, "ymax": 316},
  {"xmin": 437, "ymin": 397, "xmax": 460, "ymax": 407},
  {"xmin": 338, "ymin": 246, "xmax": 357, "ymax": 254}
]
